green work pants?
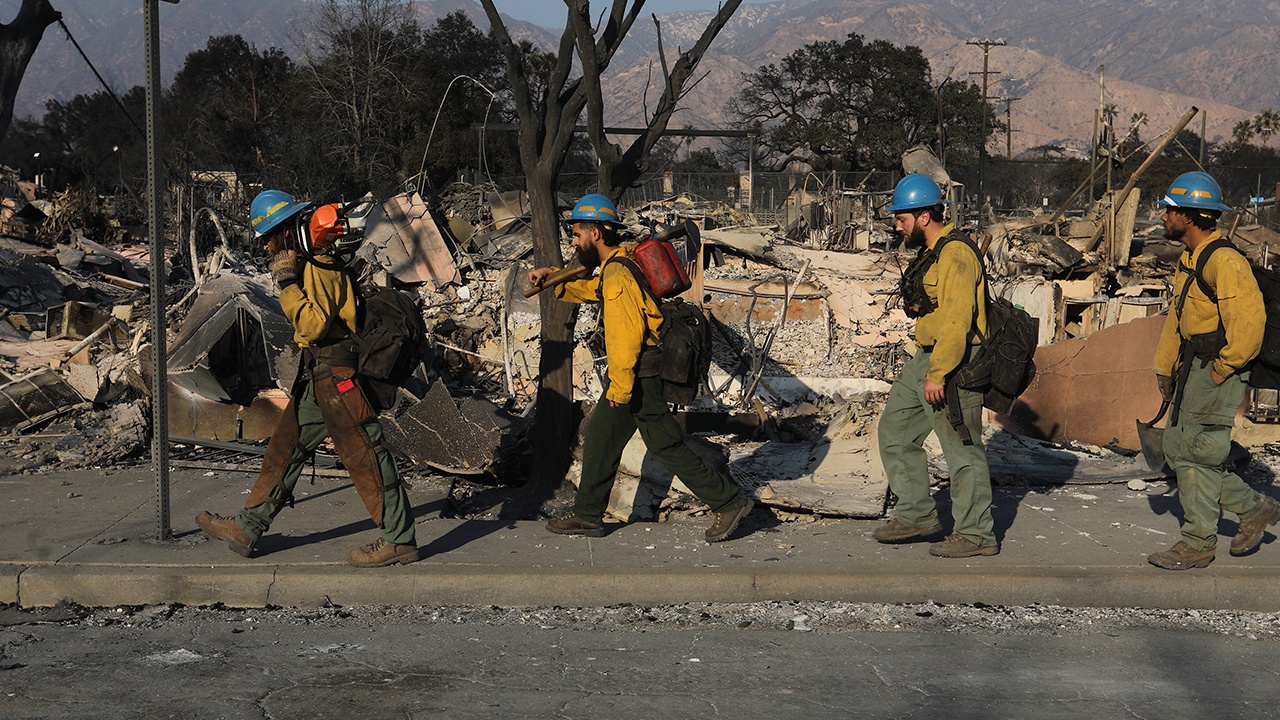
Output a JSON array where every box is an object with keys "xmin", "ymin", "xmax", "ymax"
[
  {"xmin": 575, "ymin": 375, "xmax": 745, "ymax": 524},
  {"xmin": 235, "ymin": 377, "xmax": 416, "ymax": 546},
  {"xmin": 1164, "ymin": 362, "xmax": 1262, "ymax": 551},
  {"xmin": 877, "ymin": 348, "xmax": 994, "ymax": 546}
]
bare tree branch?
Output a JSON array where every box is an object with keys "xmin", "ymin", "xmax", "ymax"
[{"xmin": 585, "ymin": 0, "xmax": 744, "ymax": 196}]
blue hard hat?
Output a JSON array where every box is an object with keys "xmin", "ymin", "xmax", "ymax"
[
  {"xmin": 569, "ymin": 193, "xmax": 621, "ymax": 226},
  {"xmin": 250, "ymin": 189, "xmax": 310, "ymax": 237},
  {"xmin": 888, "ymin": 173, "xmax": 944, "ymax": 213},
  {"xmin": 1161, "ymin": 171, "xmax": 1232, "ymax": 213}
]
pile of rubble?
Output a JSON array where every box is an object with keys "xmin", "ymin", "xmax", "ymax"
[{"xmin": 4, "ymin": 146, "xmax": 1280, "ymax": 523}]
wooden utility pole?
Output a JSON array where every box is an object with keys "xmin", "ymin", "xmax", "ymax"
[
  {"xmin": 1004, "ymin": 96, "xmax": 1021, "ymax": 159},
  {"xmin": 967, "ymin": 37, "xmax": 1005, "ymax": 232}
]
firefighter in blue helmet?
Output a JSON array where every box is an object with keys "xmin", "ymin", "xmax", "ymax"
[
  {"xmin": 1148, "ymin": 171, "xmax": 1276, "ymax": 570},
  {"xmin": 195, "ymin": 190, "xmax": 418, "ymax": 567},
  {"xmin": 872, "ymin": 174, "xmax": 998, "ymax": 558},
  {"xmin": 527, "ymin": 194, "xmax": 754, "ymax": 542}
]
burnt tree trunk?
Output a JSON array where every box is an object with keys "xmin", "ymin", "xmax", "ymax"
[
  {"xmin": 0, "ymin": 0, "xmax": 60, "ymax": 144},
  {"xmin": 482, "ymin": 1, "xmax": 593, "ymax": 501},
  {"xmin": 481, "ymin": 1, "xmax": 742, "ymax": 510}
]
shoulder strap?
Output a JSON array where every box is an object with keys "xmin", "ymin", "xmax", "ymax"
[
  {"xmin": 341, "ymin": 266, "xmax": 366, "ymax": 334},
  {"xmin": 1175, "ymin": 238, "xmax": 1234, "ymax": 314},
  {"xmin": 603, "ymin": 255, "xmax": 658, "ymax": 302},
  {"xmin": 934, "ymin": 233, "xmax": 990, "ymax": 344},
  {"xmin": 600, "ymin": 255, "xmax": 660, "ymax": 345}
]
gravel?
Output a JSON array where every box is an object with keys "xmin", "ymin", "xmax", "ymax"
[{"xmin": 16, "ymin": 600, "xmax": 1280, "ymax": 642}]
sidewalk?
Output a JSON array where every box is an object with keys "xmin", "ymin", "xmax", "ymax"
[{"xmin": 3, "ymin": 466, "xmax": 1280, "ymax": 611}]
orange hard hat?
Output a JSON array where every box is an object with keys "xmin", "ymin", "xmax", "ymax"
[{"xmin": 308, "ymin": 203, "xmax": 345, "ymax": 253}]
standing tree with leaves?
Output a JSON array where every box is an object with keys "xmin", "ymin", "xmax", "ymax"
[
  {"xmin": 166, "ymin": 35, "xmax": 297, "ymax": 182},
  {"xmin": 727, "ymin": 32, "xmax": 992, "ymax": 171},
  {"xmin": 1234, "ymin": 119, "xmax": 1256, "ymax": 145},
  {"xmin": 479, "ymin": 0, "xmax": 743, "ymax": 499},
  {"xmin": 401, "ymin": 10, "xmax": 520, "ymax": 192},
  {"xmin": 1254, "ymin": 109, "xmax": 1280, "ymax": 147}
]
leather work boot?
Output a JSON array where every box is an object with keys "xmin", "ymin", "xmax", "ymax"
[
  {"xmin": 1147, "ymin": 541, "xmax": 1215, "ymax": 570},
  {"xmin": 928, "ymin": 533, "xmax": 999, "ymax": 558},
  {"xmin": 706, "ymin": 498, "xmax": 754, "ymax": 542},
  {"xmin": 1231, "ymin": 496, "xmax": 1280, "ymax": 556},
  {"xmin": 196, "ymin": 511, "xmax": 255, "ymax": 557},
  {"xmin": 546, "ymin": 514, "xmax": 605, "ymax": 537},
  {"xmin": 872, "ymin": 518, "xmax": 943, "ymax": 544},
  {"xmin": 348, "ymin": 538, "xmax": 418, "ymax": 567}
]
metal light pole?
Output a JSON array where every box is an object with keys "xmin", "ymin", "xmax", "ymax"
[{"xmin": 147, "ymin": 0, "xmax": 180, "ymax": 540}]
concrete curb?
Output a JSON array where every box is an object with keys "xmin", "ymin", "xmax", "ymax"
[{"xmin": 11, "ymin": 563, "xmax": 1280, "ymax": 611}]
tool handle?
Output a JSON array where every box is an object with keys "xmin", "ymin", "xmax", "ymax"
[
  {"xmin": 1140, "ymin": 399, "xmax": 1170, "ymax": 427},
  {"xmin": 650, "ymin": 223, "xmax": 689, "ymax": 243},
  {"xmin": 524, "ymin": 265, "xmax": 589, "ymax": 298},
  {"xmin": 523, "ymin": 223, "xmax": 690, "ymax": 298}
]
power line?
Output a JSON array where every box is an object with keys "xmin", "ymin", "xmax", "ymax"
[{"xmin": 55, "ymin": 19, "xmax": 145, "ymax": 141}]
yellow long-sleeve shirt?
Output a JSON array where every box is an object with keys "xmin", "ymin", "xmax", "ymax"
[
  {"xmin": 913, "ymin": 227, "xmax": 988, "ymax": 385},
  {"xmin": 281, "ymin": 256, "xmax": 359, "ymax": 348},
  {"xmin": 554, "ymin": 245, "xmax": 663, "ymax": 404},
  {"xmin": 1154, "ymin": 232, "xmax": 1264, "ymax": 379}
]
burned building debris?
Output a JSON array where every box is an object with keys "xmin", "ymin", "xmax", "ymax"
[{"xmin": 3, "ymin": 148, "xmax": 1280, "ymax": 525}]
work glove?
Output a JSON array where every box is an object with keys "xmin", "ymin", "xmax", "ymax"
[
  {"xmin": 1156, "ymin": 374, "xmax": 1174, "ymax": 403},
  {"xmin": 269, "ymin": 249, "xmax": 300, "ymax": 286}
]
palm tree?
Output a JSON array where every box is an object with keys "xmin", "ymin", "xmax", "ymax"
[
  {"xmin": 1126, "ymin": 111, "xmax": 1148, "ymax": 142},
  {"xmin": 1253, "ymin": 109, "xmax": 1280, "ymax": 146},
  {"xmin": 1233, "ymin": 119, "xmax": 1255, "ymax": 145}
]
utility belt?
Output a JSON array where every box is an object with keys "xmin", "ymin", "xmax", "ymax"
[
  {"xmin": 302, "ymin": 339, "xmax": 359, "ymax": 370},
  {"xmin": 1170, "ymin": 328, "xmax": 1227, "ymax": 426}
]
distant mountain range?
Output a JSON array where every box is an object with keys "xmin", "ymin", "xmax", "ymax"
[{"xmin": 18, "ymin": 0, "xmax": 1280, "ymax": 155}]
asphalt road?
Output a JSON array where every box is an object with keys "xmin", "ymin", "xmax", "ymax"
[{"xmin": 1, "ymin": 602, "xmax": 1277, "ymax": 719}]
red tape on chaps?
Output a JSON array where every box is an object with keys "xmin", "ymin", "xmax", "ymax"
[
  {"xmin": 313, "ymin": 367, "xmax": 385, "ymax": 527},
  {"xmin": 243, "ymin": 367, "xmax": 385, "ymax": 526}
]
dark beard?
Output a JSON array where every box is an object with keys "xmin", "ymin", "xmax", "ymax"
[
  {"xmin": 576, "ymin": 244, "xmax": 601, "ymax": 268},
  {"xmin": 904, "ymin": 226, "xmax": 928, "ymax": 248},
  {"xmin": 1164, "ymin": 224, "xmax": 1184, "ymax": 243}
]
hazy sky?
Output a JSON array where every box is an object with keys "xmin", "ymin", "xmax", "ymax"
[{"xmin": 488, "ymin": 1, "xmax": 769, "ymax": 27}]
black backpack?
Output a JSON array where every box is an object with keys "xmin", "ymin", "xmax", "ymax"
[
  {"xmin": 916, "ymin": 235, "xmax": 1039, "ymax": 413},
  {"xmin": 607, "ymin": 257, "xmax": 712, "ymax": 406},
  {"xmin": 1179, "ymin": 238, "xmax": 1280, "ymax": 389},
  {"xmin": 351, "ymin": 283, "xmax": 429, "ymax": 410}
]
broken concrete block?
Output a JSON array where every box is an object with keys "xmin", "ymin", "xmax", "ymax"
[
  {"xmin": 64, "ymin": 362, "xmax": 101, "ymax": 403},
  {"xmin": 359, "ymin": 191, "xmax": 461, "ymax": 288},
  {"xmin": 730, "ymin": 434, "xmax": 887, "ymax": 518},
  {"xmin": 821, "ymin": 276, "xmax": 879, "ymax": 330}
]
